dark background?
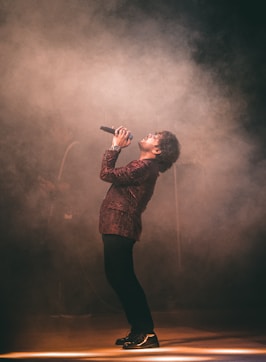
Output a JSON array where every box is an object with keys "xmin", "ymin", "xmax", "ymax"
[{"xmin": 0, "ymin": 0, "xmax": 265, "ymax": 351}]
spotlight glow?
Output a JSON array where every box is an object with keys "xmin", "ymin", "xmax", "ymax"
[{"xmin": 1, "ymin": 346, "xmax": 266, "ymax": 360}]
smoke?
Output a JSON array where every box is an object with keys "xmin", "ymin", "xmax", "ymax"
[{"xmin": 0, "ymin": 0, "xmax": 265, "ymax": 317}]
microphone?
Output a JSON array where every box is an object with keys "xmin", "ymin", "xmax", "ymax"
[{"xmin": 100, "ymin": 126, "xmax": 133, "ymax": 140}]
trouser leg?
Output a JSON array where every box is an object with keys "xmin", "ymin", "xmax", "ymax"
[{"xmin": 102, "ymin": 234, "xmax": 154, "ymax": 333}]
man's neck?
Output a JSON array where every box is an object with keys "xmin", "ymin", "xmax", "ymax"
[{"xmin": 139, "ymin": 151, "xmax": 156, "ymax": 160}]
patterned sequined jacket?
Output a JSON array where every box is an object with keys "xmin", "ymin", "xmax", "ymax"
[{"xmin": 99, "ymin": 149, "xmax": 159, "ymax": 240}]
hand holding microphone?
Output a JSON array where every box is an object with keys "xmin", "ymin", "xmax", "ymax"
[
  {"xmin": 100, "ymin": 125, "xmax": 133, "ymax": 150},
  {"xmin": 100, "ymin": 126, "xmax": 133, "ymax": 140}
]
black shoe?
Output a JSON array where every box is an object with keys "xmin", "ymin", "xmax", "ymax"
[
  {"xmin": 123, "ymin": 333, "xmax": 159, "ymax": 349},
  {"xmin": 115, "ymin": 332, "xmax": 138, "ymax": 345}
]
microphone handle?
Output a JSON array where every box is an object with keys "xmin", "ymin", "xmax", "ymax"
[
  {"xmin": 100, "ymin": 126, "xmax": 133, "ymax": 140},
  {"xmin": 100, "ymin": 126, "xmax": 115, "ymax": 135}
]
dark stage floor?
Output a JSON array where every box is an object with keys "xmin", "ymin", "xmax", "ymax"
[{"xmin": 1, "ymin": 311, "xmax": 266, "ymax": 361}]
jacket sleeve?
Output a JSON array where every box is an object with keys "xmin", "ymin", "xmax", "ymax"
[{"xmin": 100, "ymin": 150, "xmax": 150, "ymax": 185}]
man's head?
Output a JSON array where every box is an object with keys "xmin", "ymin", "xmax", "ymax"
[
  {"xmin": 155, "ymin": 131, "xmax": 180, "ymax": 172},
  {"xmin": 139, "ymin": 131, "xmax": 180, "ymax": 172}
]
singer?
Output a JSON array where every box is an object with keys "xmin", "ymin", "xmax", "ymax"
[{"xmin": 99, "ymin": 126, "xmax": 180, "ymax": 349}]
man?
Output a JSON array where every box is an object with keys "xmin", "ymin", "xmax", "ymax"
[{"xmin": 99, "ymin": 126, "xmax": 180, "ymax": 349}]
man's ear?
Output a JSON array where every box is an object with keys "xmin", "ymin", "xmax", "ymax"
[{"xmin": 152, "ymin": 147, "xmax": 161, "ymax": 155}]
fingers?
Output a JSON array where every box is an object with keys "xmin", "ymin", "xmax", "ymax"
[
  {"xmin": 113, "ymin": 126, "xmax": 132, "ymax": 148},
  {"xmin": 115, "ymin": 126, "xmax": 131, "ymax": 139}
]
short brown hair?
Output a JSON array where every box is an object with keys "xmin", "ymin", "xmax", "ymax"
[{"xmin": 156, "ymin": 131, "xmax": 181, "ymax": 172}]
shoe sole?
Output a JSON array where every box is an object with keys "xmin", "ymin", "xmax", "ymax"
[{"xmin": 123, "ymin": 343, "xmax": 159, "ymax": 350}]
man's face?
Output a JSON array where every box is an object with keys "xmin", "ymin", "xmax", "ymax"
[{"xmin": 139, "ymin": 132, "xmax": 162, "ymax": 154}]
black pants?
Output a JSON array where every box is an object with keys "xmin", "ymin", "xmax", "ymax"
[{"xmin": 102, "ymin": 234, "xmax": 154, "ymax": 334}]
